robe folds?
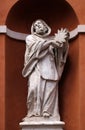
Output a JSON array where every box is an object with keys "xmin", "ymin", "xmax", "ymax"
[{"xmin": 22, "ymin": 34, "xmax": 68, "ymax": 120}]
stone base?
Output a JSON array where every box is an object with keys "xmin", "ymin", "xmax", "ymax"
[{"xmin": 19, "ymin": 120, "xmax": 65, "ymax": 130}]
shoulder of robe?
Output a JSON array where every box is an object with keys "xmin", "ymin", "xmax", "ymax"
[{"xmin": 26, "ymin": 35, "xmax": 35, "ymax": 45}]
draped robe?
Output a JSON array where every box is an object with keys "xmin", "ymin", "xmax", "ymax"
[{"xmin": 22, "ymin": 34, "xmax": 69, "ymax": 120}]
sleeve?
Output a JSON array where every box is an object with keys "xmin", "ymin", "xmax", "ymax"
[
  {"xmin": 24, "ymin": 35, "xmax": 35, "ymax": 66},
  {"xmin": 24, "ymin": 44, "xmax": 30, "ymax": 66},
  {"xmin": 26, "ymin": 35, "xmax": 35, "ymax": 45},
  {"xmin": 40, "ymin": 39, "xmax": 62, "ymax": 52}
]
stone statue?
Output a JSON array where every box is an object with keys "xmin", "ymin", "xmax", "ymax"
[{"xmin": 22, "ymin": 19, "xmax": 69, "ymax": 122}]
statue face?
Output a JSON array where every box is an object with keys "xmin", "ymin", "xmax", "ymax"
[
  {"xmin": 34, "ymin": 20, "xmax": 46, "ymax": 35},
  {"xmin": 31, "ymin": 19, "xmax": 51, "ymax": 37}
]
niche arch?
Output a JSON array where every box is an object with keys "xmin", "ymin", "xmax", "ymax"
[{"xmin": 5, "ymin": 1, "xmax": 79, "ymax": 130}]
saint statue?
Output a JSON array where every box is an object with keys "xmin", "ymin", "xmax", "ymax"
[{"xmin": 22, "ymin": 19, "xmax": 69, "ymax": 122}]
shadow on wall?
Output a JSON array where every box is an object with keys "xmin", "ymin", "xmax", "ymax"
[
  {"xmin": 5, "ymin": 0, "xmax": 79, "ymax": 130},
  {"xmin": 6, "ymin": 0, "xmax": 79, "ymax": 33}
]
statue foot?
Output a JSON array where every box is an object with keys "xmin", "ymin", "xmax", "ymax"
[{"xmin": 43, "ymin": 112, "xmax": 50, "ymax": 117}]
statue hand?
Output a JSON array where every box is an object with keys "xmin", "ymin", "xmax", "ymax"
[{"xmin": 54, "ymin": 28, "xmax": 69, "ymax": 44}]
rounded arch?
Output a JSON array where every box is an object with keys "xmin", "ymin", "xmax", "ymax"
[
  {"xmin": 5, "ymin": 1, "xmax": 79, "ymax": 130},
  {"xmin": 6, "ymin": 0, "xmax": 79, "ymax": 33}
]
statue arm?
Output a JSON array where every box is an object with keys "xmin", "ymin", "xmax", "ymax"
[
  {"xmin": 41, "ymin": 39, "xmax": 63, "ymax": 51},
  {"xmin": 24, "ymin": 35, "xmax": 35, "ymax": 66},
  {"xmin": 24, "ymin": 44, "xmax": 30, "ymax": 66}
]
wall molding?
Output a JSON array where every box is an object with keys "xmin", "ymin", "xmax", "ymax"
[
  {"xmin": 0, "ymin": 25, "xmax": 85, "ymax": 41},
  {"xmin": 0, "ymin": 25, "xmax": 6, "ymax": 33}
]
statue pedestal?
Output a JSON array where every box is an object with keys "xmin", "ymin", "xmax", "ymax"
[{"xmin": 19, "ymin": 119, "xmax": 65, "ymax": 130}]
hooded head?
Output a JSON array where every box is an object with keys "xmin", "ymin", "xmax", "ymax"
[{"xmin": 31, "ymin": 19, "xmax": 51, "ymax": 37}]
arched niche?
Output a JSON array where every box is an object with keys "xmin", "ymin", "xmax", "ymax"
[{"xmin": 5, "ymin": 1, "xmax": 79, "ymax": 130}]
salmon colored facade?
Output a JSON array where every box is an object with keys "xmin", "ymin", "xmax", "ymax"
[{"xmin": 0, "ymin": 0, "xmax": 85, "ymax": 130}]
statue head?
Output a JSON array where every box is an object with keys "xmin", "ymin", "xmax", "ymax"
[{"xmin": 31, "ymin": 19, "xmax": 51, "ymax": 37}]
